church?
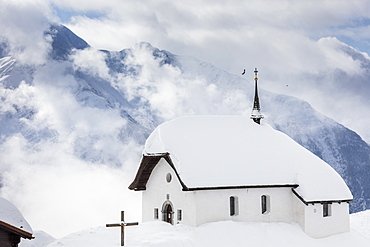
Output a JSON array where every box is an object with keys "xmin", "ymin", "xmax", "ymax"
[{"xmin": 129, "ymin": 69, "xmax": 353, "ymax": 238}]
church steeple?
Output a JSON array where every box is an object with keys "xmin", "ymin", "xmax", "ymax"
[{"xmin": 250, "ymin": 68, "xmax": 264, "ymax": 124}]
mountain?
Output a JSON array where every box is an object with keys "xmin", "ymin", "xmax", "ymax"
[
  {"xmin": 45, "ymin": 24, "xmax": 90, "ymax": 60},
  {"xmin": 264, "ymin": 94, "xmax": 370, "ymax": 212},
  {"xmin": 272, "ymin": 37, "xmax": 370, "ymax": 144},
  {"xmin": 0, "ymin": 23, "xmax": 369, "ymax": 219}
]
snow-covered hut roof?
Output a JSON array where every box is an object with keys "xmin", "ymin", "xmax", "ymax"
[
  {"xmin": 130, "ymin": 116, "xmax": 353, "ymax": 203},
  {"xmin": 0, "ymin": 197, "xmax": 33, "ymax": 239}
]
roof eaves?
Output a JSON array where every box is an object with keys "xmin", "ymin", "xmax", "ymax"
[
  {"xmin": 128, "ymin": 153, "xmax": 189, "ymax": 191},
  {"xmin": 145, "ymin": 152, "xmax": 170, "ymax": 157},
  {"xmin": 128, "ymin": 154, "xmax": 166, "ymax": 191},
  {"xmin": 0, "ymin": 221, "xmax": 33, "ymax": 239},
  {"xmin": 184, "ymin": 184, "xmax": 299, "ymax": 191},
  {"xmin": 291, "ymin": 188, "xmax": 353, "ymax": 205}
]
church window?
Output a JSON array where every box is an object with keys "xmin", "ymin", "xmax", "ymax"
[
  {"xmin": 177, "ymin": 209, "xmax": 182, "ymax": 221},
  {"xmin": 230, "ymin": 196, "xmax": 238, "ymax": 216},
  {"xmin": 261, "ymin": 195, "xmax": 270, "ymax": 214},
  {"xmin": 166, "ymin": 173, "xmax": 172, "ymax": 183},
  {"xmin": 323, "ymin": 203, "xmax": 332, "ymax": 217},
  {"xmin": 154, "ymin": 208, "xmax": 159, "ymax": 219}
]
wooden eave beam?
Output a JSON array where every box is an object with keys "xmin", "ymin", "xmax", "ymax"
[
  {"xmin": 128, "ymin": 153, "xmax": 189, "ymax": 191},
  {"xmin": 0, "ymin": 221, "xmax": 33, "ymax": 239},
  {"xmin": 291, "ymin": 188, "xmax": 353, "ymax": 206},
  {"xmin": 184, "ymin": 184, "xmax": 299, "ymax": 191},
  {"xmin": 128, "ymin": 155, "xmax": 164, "ymax": 190}
]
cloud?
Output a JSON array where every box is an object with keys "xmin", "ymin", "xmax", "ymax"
[
  {"xmin": 0, "ymin": 134, "xmax": 141, "ymax": 238},
  {"xmin": 112, "ymin": 43, "xmax": 250, "ymax": 121},
  {"xmin": 317, "ymin": 37, "xmax": 364, "ymax": 75},
  {"xmin": 0, "ymin": 59, "xmax": 143, "ymax": 237},
  {"xmin": 0, "ymin": 0, "xmax": 53, "ymax": 65},
  {"xmin": 71, "ymin": 47, "xmax": 111, "ymax": 80},
  {"xmin": 51, "ymin": 0, "xmax": 370, "ymax": 78},
  {"xmin": 54, "ymin": 1, "xmax": 370, "ymax": 43}
]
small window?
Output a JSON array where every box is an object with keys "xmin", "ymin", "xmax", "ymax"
[
  {"xmin": 154, "ymin": 208, "xmax": 159, "ymax": 219},
  {"xmin": 261, "ymin": 195, "xmax": 270, "ymax": 214},
  {"xmin": 177, "ymin": 209, "xmax": 182, "ymax": 221},
  {"xmin": 230, "ymin": 196, "xmax": 238, "ymax": 216},
  {"xmin": 323, "ymin": 203, "xmax": 332, "ymax": 217},
  {"xmin": 166, "ymin": 173, "xmax": 172, "ymax": 183}
]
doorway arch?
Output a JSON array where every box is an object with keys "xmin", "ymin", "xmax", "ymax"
[{"xmin": 162, "ymin": 201, "xmax": 174, "ymax": 224}]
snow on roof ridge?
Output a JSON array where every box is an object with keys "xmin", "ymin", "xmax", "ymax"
[{"xmin": 144, "ymin": 115, "xmax": 353, "ymax": 202}]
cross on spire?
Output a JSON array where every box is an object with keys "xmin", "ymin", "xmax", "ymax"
[
  {"xmin": 250, "ymin": 68, "xmax": 264, "ymax": 124},
  {"xmin": 106, "ymin": 211, "xmax": 139, "ymax": 246}
]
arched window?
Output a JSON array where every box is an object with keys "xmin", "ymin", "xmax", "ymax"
[
  {"xmin": 230, "ymin": 196, "xmax": 238, "ymax": 216},
  {"xmin": 261, "ymin": 195, "xmax": 270, "ymax": 214}
]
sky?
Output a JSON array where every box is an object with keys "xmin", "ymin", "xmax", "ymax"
[
  {"xmin": 1, "ymin": 0, "xmax": 370, "ymax": 239},
  {"xmin": 48, "ymin": 0, "xmax": 370, "ymax": 73},
  {"xmin": 38, "ymin": 0, "xmax": 370, "ymax": 140},
  {"xmin": 2, "ymin": 0, "xmax": 370, "ymax": 75},
  {"xmin": 2, "ymin": 0, "xmax": 370, "ymax": 95}
]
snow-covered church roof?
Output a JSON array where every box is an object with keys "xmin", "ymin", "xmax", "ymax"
[
  {"xmin": 0, "ymin": 197, "xmax": 33, "ymax": 239},
  {"xmin": 131, "ymin": 116, "xmax": 352, "ymax": 203}
]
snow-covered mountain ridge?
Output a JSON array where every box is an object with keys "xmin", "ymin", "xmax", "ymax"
[{"xmin": 0, "ymin": 24, "xmax": 369, "ymax": 235}]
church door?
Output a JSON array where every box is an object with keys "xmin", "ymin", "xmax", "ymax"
[{"xmin": 163, "ymin": 203, "xmax": 173, "ymax": 224}]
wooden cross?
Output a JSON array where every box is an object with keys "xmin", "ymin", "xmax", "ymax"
[{"xmin": 106, "ymin": 211, "xmax": 139, "ymax": 246}]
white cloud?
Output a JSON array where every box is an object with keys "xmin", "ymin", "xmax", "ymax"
[
  {"xmin": 318, "ymin": 37, "xmax": 363, "ymax": 75},
  {"xmin": 71, "ymin": 47, "xmax": 111, "ymax": 80},
  {"xmin": 0, "ymin": 81, "xmax": 36, "ymax": 114},
  {"xmin": 113, "ymin": 43, "xmax": 249, "ymax": 121},
  {"xmin": 0, "ymin": 134, "xmax": 141, "ymax": 238},
  {"xmin": 0, "ymin": 0, "xmax": 53, "ymax": 65},
  {"xmin": 0, "ymin": 66, "xmax": 143, "ymax": 238},
  {"xmin": 0, "ymin": 58, "xmax": 143, "ymax": 237},
  {"xmin": 52, "ymin": 0, "xmax": 370, "ymax": 78}
]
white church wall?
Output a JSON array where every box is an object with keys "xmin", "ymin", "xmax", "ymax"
[
  {"xmin": 194, "ymin": 187, "xmax": 295, "ymax": 226},
  {"xmin": 141, "ymin": 158, "xmax": 350, "ymax": 238},
  {"xmin": 292, "ymin": 194, "xmax": 306, "ymax": 232},
  {"xmin": 142, "ymin": 158, "xmax": 196, "ymax": 226},
  {"xmin": 303, "ymin": 202, "xmax": 350, "ymax": 238}
]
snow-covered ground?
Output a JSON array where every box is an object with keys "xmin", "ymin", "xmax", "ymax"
[
  {"xmin": 20, "ymin": 210, "xmax": 370, "ymax": 247},
  {"xmin": 351, "ymin": 209, "xmax": 370, "ymax": 241}
]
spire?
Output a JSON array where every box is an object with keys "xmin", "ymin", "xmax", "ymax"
[{"xmin": 250, "ymin": 68, "xmax": 264, "ymax": 124}]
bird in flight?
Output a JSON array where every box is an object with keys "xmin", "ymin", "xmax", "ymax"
[{"xmin": 242, "ymin": 69, "xmax": 246, "ymax": 75}]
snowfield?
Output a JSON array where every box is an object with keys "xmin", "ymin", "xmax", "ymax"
[
  {"xmin": 351, "ymin": 209, "xmax": 370, "ymax": 241},
  {"xmin": 20, "ymin": 210, "xmax": 370, "ymax": 247}
]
